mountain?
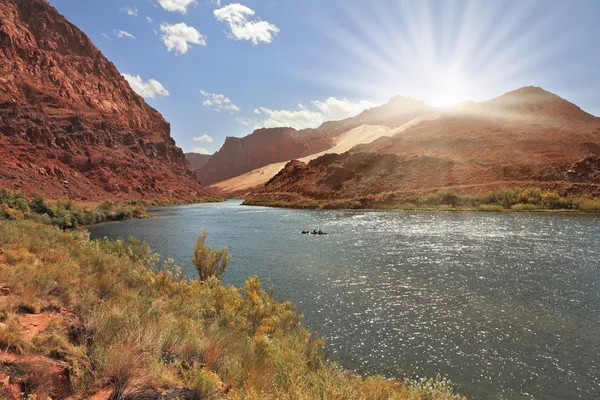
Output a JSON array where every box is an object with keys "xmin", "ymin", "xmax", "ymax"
[
  {"xmin": 196, "ymin": 97, "xmax": 432, "ymax": 186},
  {"xmin": 197, "ymin": 127, "xmax": 335, "ymax": 186},
  {"xmin": 211, "ymin": 115, "xmax": 436, "ymax": 196},
  {"xmin": 0, "ymin": 0, "xmax": 210, "ymax": 201},
  {"xmin": 250, "ymin": 88, "xmax": 600, "ymax": 203},
  {"xmin": 185, "ymin": 153, "xmax": 212, "ymax": 171},
  {"xmin": 480, "ymin": 86, "xmax": 598, "ymax": 122}
]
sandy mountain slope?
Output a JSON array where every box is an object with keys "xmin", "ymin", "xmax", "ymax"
[{"xmin": 251, "ymin": 87, "xmax": 600, "ymax": 202}]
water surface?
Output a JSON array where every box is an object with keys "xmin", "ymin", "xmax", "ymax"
[{"xmin": 88, "ymin": 200, "xmax": 600, "ymax": 400}]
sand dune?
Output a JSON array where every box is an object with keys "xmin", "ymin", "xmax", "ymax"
[{"xmin": 211, "ymin": 116, "xmax": 437, "ymax": 194}]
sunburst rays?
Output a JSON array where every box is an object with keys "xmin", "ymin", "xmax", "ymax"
[{"xmin": 300, "ymin": 0, "xmax": 582, "ymax": 107}]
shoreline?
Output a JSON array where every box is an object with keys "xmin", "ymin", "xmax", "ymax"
[
  {"xmin": 0, "ymin": 219, "xmax": 466, "ymax": 399},
  {"xmin": 242, "ymin": 187, "xmax": 600, "ymax": 215},
  {"xmin": 0, "ymin": 188, "xmax": 226, "ymax": 229},
  {"xmin": 242, "ymin": 199, "xmax": 600, "ymax": 215}
]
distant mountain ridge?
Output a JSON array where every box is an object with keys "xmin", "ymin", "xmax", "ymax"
[
  {"xmin": 0, "ymin": 0, "xmax": 210, "ymax": 200},
  {"xmin": 196, "ymin": 97, "xmax": 431, "ymax": 186},
  {"xmin": 249, "ymin": 87, "xmax": 600, "ymax": 203}
]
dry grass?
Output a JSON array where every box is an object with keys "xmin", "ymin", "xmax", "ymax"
[{"xmin": 0, "ymin": 220, "xmax": 466, "ymax": 399}]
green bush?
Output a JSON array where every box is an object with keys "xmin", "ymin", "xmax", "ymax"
[
  {"xmin": 579, "ymin": 200, "xmax": 600, "ymax": 211},
  {"xmin": 511, "ymin": 204, "xmax": 538, "ymax": 212},
  {"xmin": 193, "ymin": 230, "xmax": 231, "ymax": 281},
  {"xmin": 0, "ymin": 220, "xmax": 465, "ymax": 399},
  {"xmin": 478, "ymin": 204, "xmax": 505, "ymax": 212},
  {"xmin": 0, "ymin": 189, "xmax": 149, "ymax": 228}
]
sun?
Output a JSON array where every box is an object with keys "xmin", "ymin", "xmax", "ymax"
[
  {"xmin": 306, "ymin": 1, "xmax": 574, "ymax": 110},
  {"xmin": 428, "ymin": 67, "xmax": 472, "ymax": 107}
]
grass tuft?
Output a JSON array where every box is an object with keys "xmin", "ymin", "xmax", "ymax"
[{"xmin": 0, "ymin": 219, "xmax": 465, "ymax": 399}]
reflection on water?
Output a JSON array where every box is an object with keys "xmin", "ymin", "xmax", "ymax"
[{"xmin": 88, "ymin": 200, "xmax": 600, "ymax": 400}]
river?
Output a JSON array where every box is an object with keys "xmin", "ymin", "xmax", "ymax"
[{"xmin": 87, "ymin": 200, "xmax": 600, "ymax": 400}]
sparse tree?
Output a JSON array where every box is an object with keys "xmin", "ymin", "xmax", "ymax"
[{"xmin": 192, "ymin": 230, "xmax": 231, "ymax": 281}]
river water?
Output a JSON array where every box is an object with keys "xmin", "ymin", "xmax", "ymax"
[{"xmin": 87, "ymin": 200, "xmax": 600, "ymax": 400}]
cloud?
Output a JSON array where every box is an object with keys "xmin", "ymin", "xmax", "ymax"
[
  {"xmin": 256, "ymin": 107, "xmax": 323, "ymax": 130},
  {"xmin": 146, "ymin": 16, "xmax": 154, "ymax": 23},
  {"xmin": 160, "ymin": 23, "xmax": 206, "ymax": 55},
  {"xmin": 200, "ymin": 91, "xmax": 240, "ymax": 112},
  {"xmin": 114, "ymin": 30, "xmax": 135, "ymax": 39},
  {"xmin": 122, "ymin": 74, "xmax": 170, "ymax": 99},
  {"xmin": 236, "ymin": 117, "xmax": 253, "ymax": 126},
  {"xmin": 122, "ymin": 7, "xmax": 138, "ymax": 16},
  {"xmin": 312, "ymin": 97, "xmax": 374, "ymax": 121},
  {"xmin": 101, "ymin": 33, "xmax": 110, "ymax": 40},
  {"xmin": 192, "ymin": 147, "xmax": 211, "ymax": 155},
  {"xmin": 193, "ymin": 134, "xmax": 215, "ymax": 144},
  {"xmin": 249, "ymin": 98, "xmax": 374, "ymax": 130},
  {"xmin": 158, "ymin": 0, "xmax": 197, "ymax": 14},
  {"xmin": 214, "ymin": 3, "xmax": 279, "ymax": 45}
]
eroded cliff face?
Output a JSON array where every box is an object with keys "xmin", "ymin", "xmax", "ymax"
[{"xmin": 0, "ymin": 0, "xmax": 209, "ymax": 200}]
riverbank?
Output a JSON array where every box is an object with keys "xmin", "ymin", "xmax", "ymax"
[
  {"xmin": 0, "ymin": 219, "xmax": 464, "ymax": 399},
  {"xmin": 0, "ymin": 189, "xmax": 224, "ymax": 229},
  {"xmin": 243, "ymin": 187, "xmax": 600, "ymax": 213}
]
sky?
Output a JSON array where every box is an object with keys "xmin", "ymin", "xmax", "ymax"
[{"xmin": 47, "ymin": 0, "xmax": 600, "ymax": 155}]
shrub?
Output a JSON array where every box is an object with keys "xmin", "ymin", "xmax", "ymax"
[
  {"xmin": 436, "ymin": 189, "xmax": 459, "ymax": 206},
  {"xmin": 478, "ymin": 204, "xmax": 504, "ymax": 212},
  {"xmin": 511, "ymin": 204, "xmax": 538, "ymax": 211},
  {"xmin": 0, "ymin": 314, "xmax": 33, "ymax": 355},
  {"xmin": 579, "ymin": 200, "xmax": 600, "ymax": 212},
  {"xmin": 0, "ymin": 220, "xmax": 466, "ymax": 399},
  {"xmin": 188, "ymin": 368, "xmax": 222, "ymax": 399},
  {"xmin": 193, "ymin": 230, "xmax": 232, "ymax": 281}
]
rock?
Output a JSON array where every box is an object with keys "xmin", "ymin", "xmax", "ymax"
[
  {"xmin": 0, "ymin": 287, "xmax": 11, "ymax": 296},
  {"xmin": 253, "ymin": 88, "xmax": 600, "ymax": 202},
  {"xmin": 0, "ymin": 0, "xmax": 212, "ymax": 201},
  {"xmin": 197, "ymin": 98, "xmax": 431, "ymax": 186}
]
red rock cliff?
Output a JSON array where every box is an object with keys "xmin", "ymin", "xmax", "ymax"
[{"xmin": 0, "ymin": 0, "xmax": 210, "ymax": 200}]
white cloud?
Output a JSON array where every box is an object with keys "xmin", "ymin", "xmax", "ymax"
[
  {"xmin": 101, "ymin": 33, "xmax": 110, "ymax": 40},
  {"xmin": 250, "ymin": 98, "xmax": 374, "ymax": 130},
  {"xmin": 146, "ymin": 16, "xmax": 154, "ymax": 23},
  {"xmin": 200, "ymin": 90, "xmax": 240, "ymax": 112},
  {"xmin": 312, "ymin": 97, "xmax": 374, "ymax": 121},
  {"xmin": 236, "ymin": 117, "xmax": 253, "ymax": 126},
  {"xmin": 193, "ymin": 134, "xmax": 215, "ymax": 144},
  {"xmin": 256, "ymin": 107, "xmax": 323, "ymax": 130},
  {"xmin": 123, "ymin": 7, "xmax": 138, "ymax": 16},
  {"xmin": 114, "ymin": 29, "xmax": 135, "ymax": 39},
  {"xmin": 122, "ymin": 74, "xmax": 170, "ymax": 99},
  {"xmin": 158, "ymin": 0, "xmax": 197, "ymax": 14},
  {"xmin": 214, "ymin": 3, "xmax": 279, "ymax": 45},
  {"xmin": 160, "ymin": 23, "xmax": 206, "ymax": 55},
  {"xmin": 192, "ymin": 147, "xmax": 211, "ymax": 155}
]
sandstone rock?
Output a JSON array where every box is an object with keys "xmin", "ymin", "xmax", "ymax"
[{"xmin": 0, "ymin": 0, "xmax": 211, "ymax": 201}]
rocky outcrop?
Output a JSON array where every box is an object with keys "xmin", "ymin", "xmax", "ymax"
[
  {"xmin": 197, "ymin": 97, "xmax": 432, "ymax": 186},
  {"xmin": 0, "ymin": 0, "xmax": 210, "ymax": 200},
  {"xmin": 253, "ymin": 88, "xmax": 600, "ymax": 202}
]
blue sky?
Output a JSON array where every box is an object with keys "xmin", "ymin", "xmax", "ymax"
[{"xmin": 47, "ymin": 0, "xmax": 600, "ymax": 154}]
